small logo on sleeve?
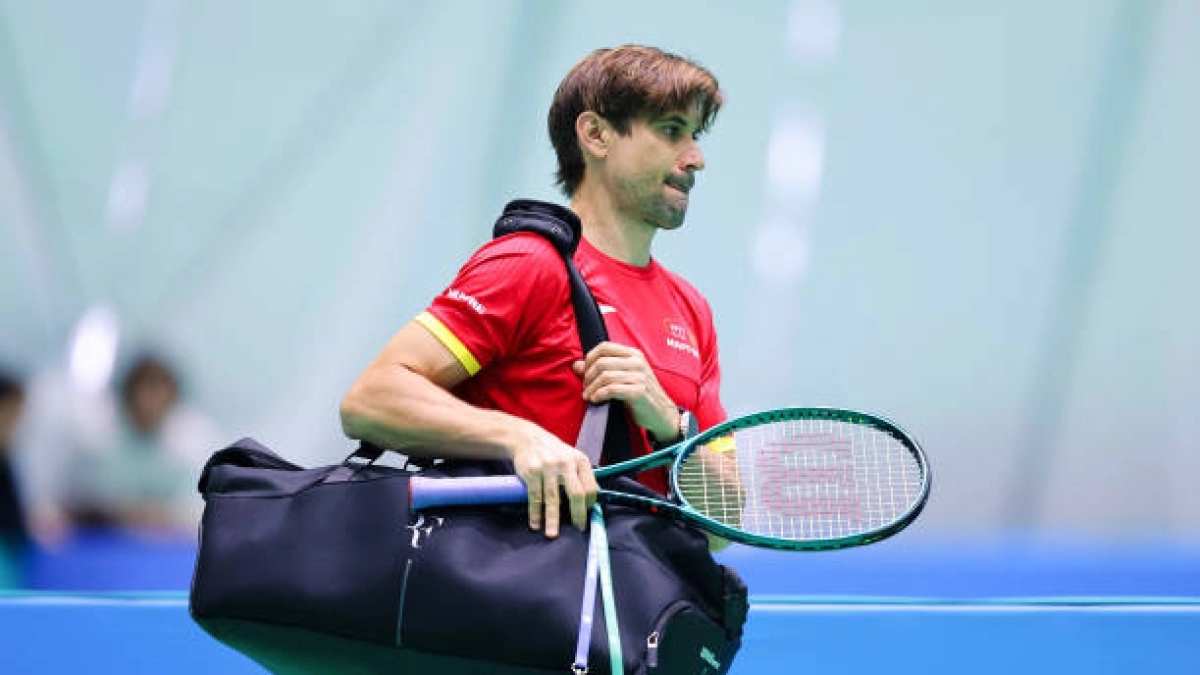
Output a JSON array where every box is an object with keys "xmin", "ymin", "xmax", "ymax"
[{"xmin": 445, "ymin": 288, "xmax": 487, "ymax": 314}]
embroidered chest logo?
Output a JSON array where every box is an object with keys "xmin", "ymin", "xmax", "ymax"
[
  {"xmin": 406, "ymin": 514, "xmax": 445, "ymax": 549},
  {"xmin": 662, "ymin": 319, "xmax": 700, "ymax": 360}
]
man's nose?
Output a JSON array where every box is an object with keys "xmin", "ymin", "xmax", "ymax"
[{"xmin": 680, "ymin": 142, "xmax": 705, "ymax": 172}]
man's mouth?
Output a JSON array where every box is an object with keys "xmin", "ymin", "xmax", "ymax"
[{"xmin": 665, "ymin": 175, "xmax": 694, "ymax": 195}]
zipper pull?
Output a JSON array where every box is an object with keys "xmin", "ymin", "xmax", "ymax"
[{"xmin": 646, "ymin": 631, "xmax": 660, "ymax": 669}]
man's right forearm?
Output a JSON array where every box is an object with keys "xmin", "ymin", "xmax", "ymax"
[
  {"xmin": 340, "ymin": 362, "xmax": 523, "ymax": 461},
  {"xmin": 344, "ymin": 322, "xmax": 599, "ymax": 537}
]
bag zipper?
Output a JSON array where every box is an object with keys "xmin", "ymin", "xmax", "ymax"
[
  {"xmin": 645, "ymin": 600, "xmax": 690, "ymax": 671},
  {"xmin": 646, "ymin": 630, "xmax": 661, "ymax": 669}
]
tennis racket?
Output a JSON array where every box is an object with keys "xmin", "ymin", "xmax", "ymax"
[{"xmin": 410, "ymin": 407, "xmax": 930, "ymax": 551}]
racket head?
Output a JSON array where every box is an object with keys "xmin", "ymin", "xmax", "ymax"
[{"xmin": 669, "ymin": 407, "xmax": 931, "ymax": 551}]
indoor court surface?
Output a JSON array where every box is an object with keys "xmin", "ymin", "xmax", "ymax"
[
  {"xmin": 3, "ymin": 591, "xmax": 1198, "ymax": 673},
  {"xmin": 2, "ymin": 535, "xmax": 1198, "ymax": 673}
]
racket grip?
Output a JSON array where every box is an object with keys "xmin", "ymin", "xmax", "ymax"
[{"xmin": 410, "ymin": 475, "xmax": 529, "ymax": 510}]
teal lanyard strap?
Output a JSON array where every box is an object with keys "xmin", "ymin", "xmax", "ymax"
[
  {"xmin": 595, "ymin": 506, "xmax": 623, "ymax": 674},
  {"xmin": 572, "ymin": 504, "xmax": 623, "ymax": 675}
]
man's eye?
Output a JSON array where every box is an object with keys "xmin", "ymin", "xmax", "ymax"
[{"xmin": 663, "ymin": 125, "xmax": 681, "ymax": 139}]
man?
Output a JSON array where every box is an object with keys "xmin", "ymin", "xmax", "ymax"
[
  {"xmin": 16, "ymin": 353, "xmax": 218, "ymax": 542},
  {"xmin": 341, "ymin": 45, "xmax": 726, "ymax": 542},
  {"xmin": 61, "ymin": 354, "xmax": 204, "ymax": 529},
  {"xmin": 0, "ymin": 371, "xmax": 30, "ymax": 560}
]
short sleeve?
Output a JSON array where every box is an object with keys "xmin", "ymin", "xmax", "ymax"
[{"xmin": 420, "ymin": 233, "xmax": 565, "ymax": 375}]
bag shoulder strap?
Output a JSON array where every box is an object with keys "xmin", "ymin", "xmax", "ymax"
[
  {"xmin": 492, "ymin": 199, "xmax": 605, "ymax": 351},
  {"xmin": 493, "ymin": 199, "xmax": 634, "ymax": 465},
  {"xmin": 357, "ymin": 200, "xmax": 635, "ymax": 467}
]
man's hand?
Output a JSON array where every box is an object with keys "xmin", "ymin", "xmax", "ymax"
[
  {"xmin": 572, "ymin": 342, "xmax": 680, "ymax": 443},
  {"xmin": 680, "ymin": 442, "xmax": 743, "ymax": 552},
  {"xmin": 508, "ymin": 419, "xmax": 598, "ymax": 538}
]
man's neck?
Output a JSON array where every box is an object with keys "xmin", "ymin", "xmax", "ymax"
[{"xmin": 570, "ymin": 183, "xmax": 655, "ymax": 267}]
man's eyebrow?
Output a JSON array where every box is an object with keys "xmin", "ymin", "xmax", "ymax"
[
  {"xmin": 657, "ymin": 113, "xmax": 705, "ymax": 135},
  {"xmin": 659, "ymin": 114, "xmax": 692, "ymax": 127}
]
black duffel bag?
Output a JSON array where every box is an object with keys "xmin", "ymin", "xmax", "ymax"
[
  {"xmin": 190, "ymin": 438, "xmax": 748, "ymax": 674},
  {"xmin": 191, "ymin": 199, "xmax": 749, "ymax": 672}
]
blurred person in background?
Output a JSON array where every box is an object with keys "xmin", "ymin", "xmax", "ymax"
[
  {"xmin": 0, "ymin": 369, "xmax": 32, "ymax": 584},
  {"xmin": 17, "ymin": 352, "xmax": 219, "ymax": 541}
]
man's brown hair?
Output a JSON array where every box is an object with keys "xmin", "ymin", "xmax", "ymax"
[{"xmin": 548, "ymin": 45, "xmax": 723, "ymax": 196}]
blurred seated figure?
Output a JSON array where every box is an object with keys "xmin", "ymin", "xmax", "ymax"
[
  {"xmin": 0, "ymin": 370, "xmax": 31, "ymax": 563},
  {"xmin": 65, "ymin": 354, "xmax": 213, "ymax": 530},
  {"xmin": 18, "ymin": 352, "xmax": 219, "ymax": 541}
]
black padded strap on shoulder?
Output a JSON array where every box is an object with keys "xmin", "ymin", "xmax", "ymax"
[
  {"xmin": 493, "ymin": 199, "xmax": 581, "ymax": 258},
  {"xmin": 564, "ymin": 257, "xmax": 608, "ymax": 353},
  {"xmin": 492, "ymin": 199, "xmax": 634, "ymax": 465},
  {"xmin": 565, "ymin": 257, "xmax": 635, "ymax": 465}
]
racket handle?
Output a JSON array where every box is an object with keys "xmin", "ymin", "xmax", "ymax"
[{"xmin": 410, "ymin": 475, "xmax": 528, "ymax": 510}]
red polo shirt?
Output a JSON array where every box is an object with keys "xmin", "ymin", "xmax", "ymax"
[{"xmin": 418, "ymin": 232, "xmax": 726, "ymax": 494}]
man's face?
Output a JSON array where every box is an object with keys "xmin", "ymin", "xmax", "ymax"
[
  {"xmin": 128, "ymin": 373, "xmax": 177, "ymax": 434},
  {"xmin": 0, "ymin": 393, "xmax": 23, "ymax": 446},
  {"xmin": 603, "ymin": 108, "xmax": 707, "ymax": 231}
]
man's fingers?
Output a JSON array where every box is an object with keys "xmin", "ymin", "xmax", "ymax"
[
  {"xmin": 581, "ymin": 465, "xmax": 599, "ymax": 512},
  {"xmin": 585, "ymin": 341, "xmax": 633, "ymax": 360},
  {"xmin": 526, "ymin": 471, "xmax": 544, "ymax": 532},
  {"xmin": 585, "ymin": 380, "xmax": 642, "ymax": 405},
  {"xmin": 513, "ymin": 435, "xmax": 598, "ymax": 538},
  {"xmin": 583, "ymin": 355, "xmax": 639, "ymax": 379},
  {"xmin": 581, "ymin": 343, "xmax": 639, "ymax": 375},
  {"xmin": 542, "ymin": 473, "xmax": 562, "ymax": 538},
  {"xmin": 563, "ymin": 466, "xmax": 591, "ymax": 532},
  {"xmin": 578, "ymin": 353, "xmax": 651, "ymax": 401}
]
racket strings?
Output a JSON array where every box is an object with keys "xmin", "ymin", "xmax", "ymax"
[{"xmin": 674, "ymin": 418, "xmax": 924, "ymax": 542}]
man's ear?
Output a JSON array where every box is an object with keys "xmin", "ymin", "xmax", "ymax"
[{"xmin": 575, "ymin": 111, "xmax": 610, "ymax": 160}]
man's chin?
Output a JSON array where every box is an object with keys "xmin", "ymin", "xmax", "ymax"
[
  {"xmin": 650, "ymin": 208, "xmax": 687, "ymax": 230},
  {"xmin": 658, "ymin": 199, "xmax": 688, "ymax": 230},
  {"xmin": 635, "ymin": 195, "xmax": 687, "ymax": 230}
]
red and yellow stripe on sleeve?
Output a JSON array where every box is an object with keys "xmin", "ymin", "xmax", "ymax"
[{"xmin": 415, "ymin": 311, "xmax": 482, "ymax": 376}]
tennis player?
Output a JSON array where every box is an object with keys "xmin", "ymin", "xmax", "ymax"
[{"xmin": 341, "ymin": 45, "xmax": 727, "ymax": 542}]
